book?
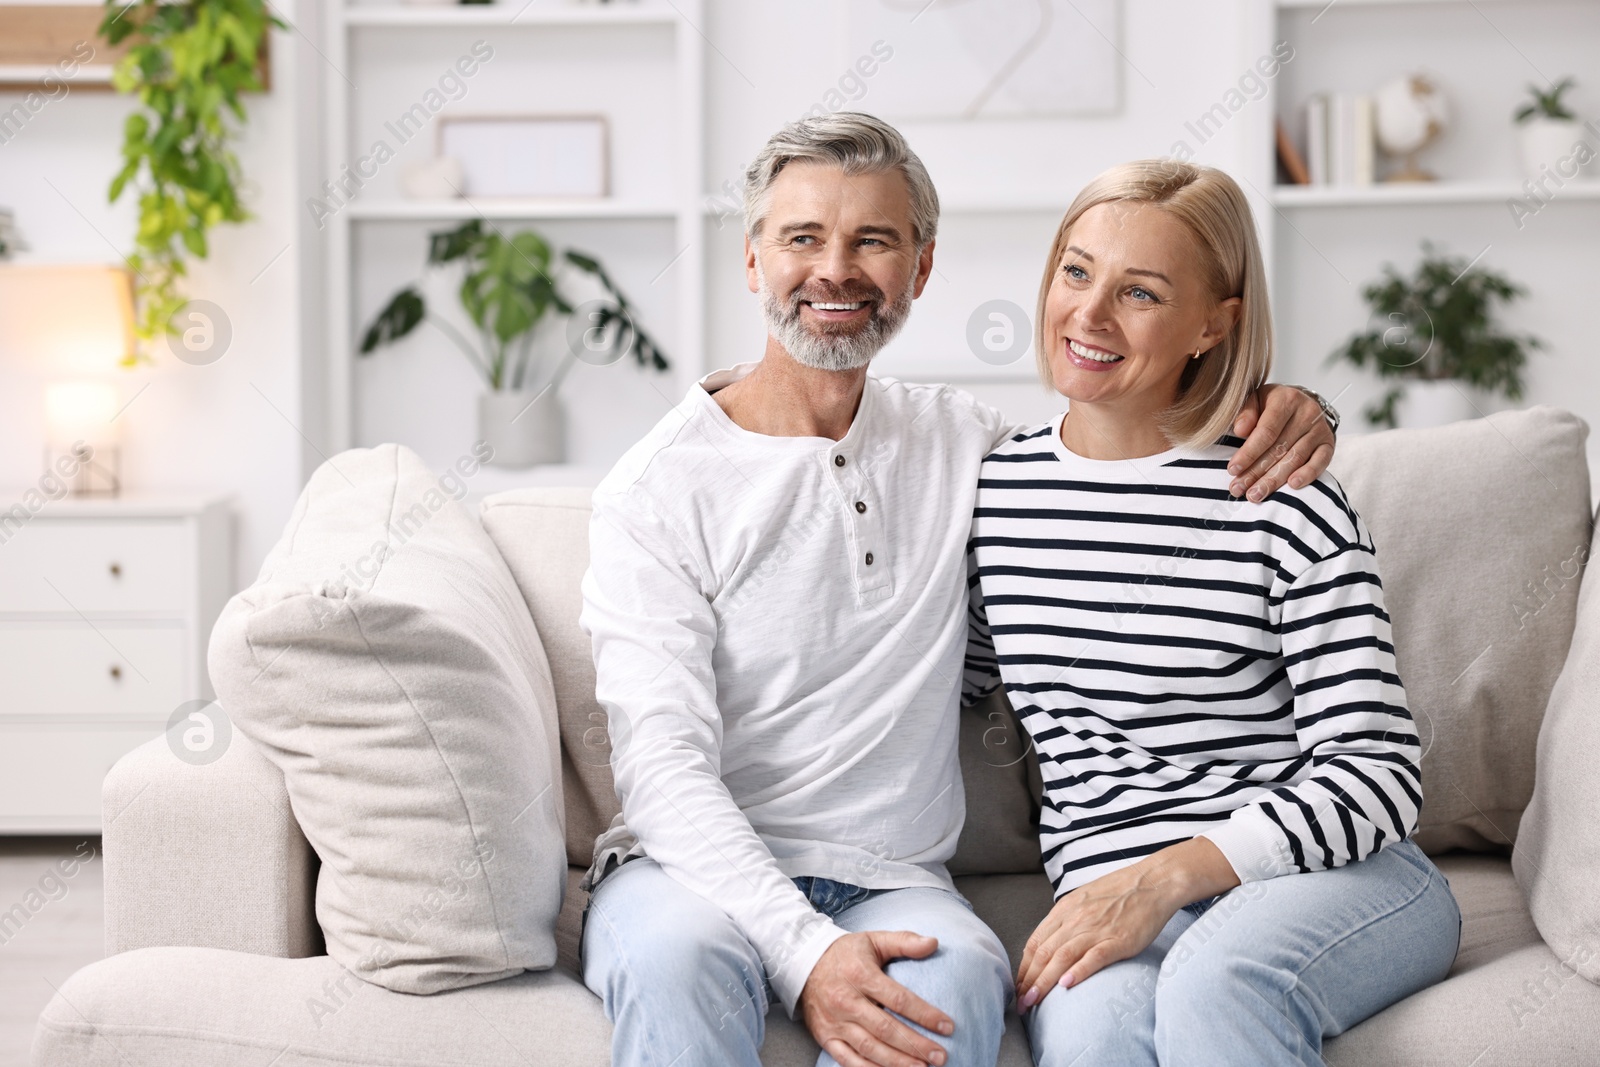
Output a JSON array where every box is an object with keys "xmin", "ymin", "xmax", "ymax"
[
  {"xmin": 1353, "ymin": 94, "xmax": 1375, "ymax": 186},
  {"xmin": 1305, "ymin": 94, "xmax": 1329, "ymax": 186},
  {"xmin": 1330, "ymin": 93, "xmax": 1353, "ymax": 186},
  {"xmin": 1276, "ymin": 118, "xmax": 1310, "ymax": 185}
]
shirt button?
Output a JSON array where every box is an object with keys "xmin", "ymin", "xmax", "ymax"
[
  {"xmin": 865, "ymin": 552, "xmax": 874, "ymax": 565},
  {"xmin": 855, "ymin": 501, "xmax": 867, "ymax": 514},
  {"xmin": 834, "ymin": 455, "xmax": 846, "ymax": 467}
]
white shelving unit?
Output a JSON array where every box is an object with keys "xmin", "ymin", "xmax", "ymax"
[
  {"xmin": 350, "ymin": 199, "xmax": 677, "ymax": 221},
  {"xmin": 342, "ymin": 5, "xmax": 679, "ymax": 25},
  {"xmin": 1271, "ymin": 181, "xmax": 1600, "ymax": 208},
  {"xmin": 1245, "ymin": 0, "xmax": 1600, "ymax": 433},
  {"xmin": 322, "ymin": 0, "xmax": 705, "ymax": 456}
]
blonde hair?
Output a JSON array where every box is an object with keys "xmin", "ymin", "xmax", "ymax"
[{"xmin": 1034, "ymin": 159, "xmax": 1273, "ymax": 450}]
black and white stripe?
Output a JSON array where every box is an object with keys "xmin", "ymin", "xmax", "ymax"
[{"xmin": 964, "ymin": 422, "xmax": 1421, "ymax": 896}]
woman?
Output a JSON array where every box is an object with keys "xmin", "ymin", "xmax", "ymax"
[{"xmin": 963, "ymin": 159, "xmax": 1461, "ymax": 1067}]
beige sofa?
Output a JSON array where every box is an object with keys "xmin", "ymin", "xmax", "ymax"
[{"xmin": 34, "ymin": 406, "xmax": 1600, "ymax": 1066}]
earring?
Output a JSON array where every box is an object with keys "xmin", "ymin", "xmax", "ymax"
[{"xmin": 1191, "ymin": 348, "xmax": 1201, "ymax": 360}]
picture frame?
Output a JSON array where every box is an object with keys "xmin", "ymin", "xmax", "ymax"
[
  {"xmin": 436, "ymin": 114, "xmax": 610, "ymax": 199},
  {"xmin": 0, "ymin": 3, "xmax": 271, "ymax": 91}
]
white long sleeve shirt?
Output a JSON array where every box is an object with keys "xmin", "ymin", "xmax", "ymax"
[{"xmin": 579, "ymin": 362, "xmax": 1016, "ymax": 1014}]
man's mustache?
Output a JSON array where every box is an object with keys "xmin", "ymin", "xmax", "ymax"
[{"xmin": 784, "ymin": 282, "xmax": 887, "ymax": 312}]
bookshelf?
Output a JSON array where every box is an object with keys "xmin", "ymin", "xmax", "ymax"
[
  {"xmin": 321, "ymin": 1, "xmax": 706, "ymax": 473},
  {"xmin": 1247, "ymin": 0, "xmax": 1600, "ymax": 441}
]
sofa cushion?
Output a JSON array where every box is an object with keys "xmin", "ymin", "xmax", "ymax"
[
  {"xmin": 480, "ymin": 488, "xmax": 1045, "ymax": 878},
  {"xmin": 34, "ymin": 949, "xmax": 612, "ymax": 1067},
  {"xmin": 33, "ymin": 947, "xmax": 1037, "ymax": 1067},
  {"xmin": 1433, "ymin": 853, "xmax": 1542, "ymax": 974},
  {"xmin": 949, "ymin": 689, "xmax": 1045, "ymax": 876},
  {"xmin": 480, "ymin": 489, "xmax": 613, "ymax": 866},
  {"xmin": 1514, "ymin": 501, "xmax": 1600, "ymax": 983},
  {"xmin": 1323, "ymin": 942, "xmax": 1600, "ymax": 1065},
  {"xmin": 208, "ymin": 444, "xmax": 565, "ymax": 995},
  {"xmin": 35, "ymin": 864, "xmax": 1573, "ymax": 1067},
  {"xmin": 1329, "ymin": 407, "xmax": 1591, "ymax": 853}
]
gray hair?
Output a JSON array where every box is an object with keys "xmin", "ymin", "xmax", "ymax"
[{"xmin": 742, "ymin": 112, "xmax": 940, "ymax": 248}]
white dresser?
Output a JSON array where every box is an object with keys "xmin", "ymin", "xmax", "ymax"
[{"xmin": 0, "ymin": 495, "xmax": 232, "ymax": 832}]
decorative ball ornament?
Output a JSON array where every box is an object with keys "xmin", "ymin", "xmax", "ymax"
[{"xmin": 1375, "ymin": 74, "xmax": 1451, "ymax": 182}]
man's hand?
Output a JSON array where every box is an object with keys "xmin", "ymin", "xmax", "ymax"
[
  {"xmin": 1227, "ymin": 384, "xmax": 1336, "ymax": 501},
  {"xmin": 798, "ymin": 931, "xmax": 954, "ymax": 1067}
]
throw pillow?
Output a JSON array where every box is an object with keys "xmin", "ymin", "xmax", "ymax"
[{"xmin": 208, "ymin": 444, "xmax": 565, "ymax": 994}]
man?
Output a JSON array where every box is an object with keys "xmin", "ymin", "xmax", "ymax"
[{"xmin": 579, "ymin": 112, "xmax": 1337, "ymax": 1067}]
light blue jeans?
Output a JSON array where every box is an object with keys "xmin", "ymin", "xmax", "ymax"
[
  {"xmin": 581, "ymin": 857, "xmax": 1011, "ymax": 1067},
  {"xmin": 1025, "ymin": 839, "xmax": 1462, "ymax": 1067}
]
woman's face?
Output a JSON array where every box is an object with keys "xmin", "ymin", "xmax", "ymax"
[{"xmin": 1042, "ymin": 201, "xmax": 1239, "ymax": 414}]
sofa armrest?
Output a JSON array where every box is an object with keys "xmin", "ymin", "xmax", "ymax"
[{"xmin": 102, "ymin": 731, "xmax": 320, "ymax": 958}]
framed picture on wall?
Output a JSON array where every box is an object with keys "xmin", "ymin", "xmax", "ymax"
[
  {"xmin": 0, "ymin": 3, "xmax": 269, "ymax": 91},
  {"xmin": 846, "ymin": 0, "xmax": 1122, "ymax": 120},
  {"xmin": 0, "ymin": 4, "xmax": 123, "ymax": 89},
  {"xmin": 437, "ymin": 114, "xmax": 609, "ymax": 199}
]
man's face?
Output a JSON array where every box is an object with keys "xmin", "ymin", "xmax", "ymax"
[{"xmin": 745, "ymin": 162, "xmax": 935, "ymax": 371}]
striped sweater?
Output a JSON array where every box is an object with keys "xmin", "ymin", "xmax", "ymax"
[{"xmin": 963, "ymin": 417, "xmax": 1422, "ymax": 897}]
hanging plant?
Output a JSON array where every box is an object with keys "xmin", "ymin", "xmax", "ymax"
[{"xmin": 99, "ymin": 0, "xmax": 282, "ymax": 364}]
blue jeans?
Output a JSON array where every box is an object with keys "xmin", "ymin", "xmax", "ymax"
[
  {"xmin": 1025, "ymin": 839, "xmax": 1461, "ymax": 1067},
  {"xmin": 582, "ymin": 857, "xmax": 1010, "ymax": 1067}
]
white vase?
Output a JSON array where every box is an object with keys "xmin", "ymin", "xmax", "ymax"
[
  {"xmin": 477, "ymin": 390, "xmax": 564, "ymax": 467},
  {"xmin": 399, "ymin": 156, "xmax": 463, "ymax": 200},
  {"xmin": 1395, "ymin": 380, "xmax": 1476, "ymax": 430},
  {"xmin": 1518, "ymin": 117, "xmax": 1597, "ymax": 182}
]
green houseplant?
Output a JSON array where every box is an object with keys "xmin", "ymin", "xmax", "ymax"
[
  {"xmin": 359, "ymin": 219, "xmax": 670, "ymax": 467},
  {"xmin": 1513, "ymin": 77, "xmax": 1593, "ymax": 181},
  {"xmin": 100, "ymin": 0, "xmax": 281, "ymax": 364},
  {"xmin": 1330, "ymin": 243, "xmax": 1541, "ymax": 429},
  {"xmin": 1515, "ymin": 77, "xmax": 1579, "ymax": 124}
]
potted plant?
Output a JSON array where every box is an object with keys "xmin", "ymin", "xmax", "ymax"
[
  {"xmin": 1514, "ymin": 77, "xmax": 1594, "ymax": 181},
  {"xmin": 1329, "ymin": 242, "xmax": 1541, "ymax": 430},
  {"xmin": 0, "ymin": 209, "xmax": 23, "ymax": 260},
  {"xmin": 359, "ymin": 219, "xmax": 670, "ymax": 467},
  {"xmin": 101, "ymin": 0, "xmax": 281, "ymax": 362}
]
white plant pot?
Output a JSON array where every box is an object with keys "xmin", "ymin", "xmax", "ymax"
[
  {"xmin": 477, "ymin": 390, "xmax": 565, "ymax": 467},
  {"xmin": 1394, "ymin": 380, "xmax": 1476, "ymax": 430},
  {"xmin": 1518, "ymin": 117, "xmax": 1597, "ymax": 182}
]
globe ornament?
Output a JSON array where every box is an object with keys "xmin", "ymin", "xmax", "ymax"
[{"xmin": 1375, "ymin": 73, "xmax": 1451, "ymax": 182}]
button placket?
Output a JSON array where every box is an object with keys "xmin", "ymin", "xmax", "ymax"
[{"xmin": 828, "ymin": 447, "xmax": 890, "ymax": 597}]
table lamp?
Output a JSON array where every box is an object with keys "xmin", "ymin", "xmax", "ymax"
[
  {"xmin": 0, "ymin": 264, "xmax": 137, "ymax": 496},
  {"xmin": 44, "ymin": 380, "xmax": 122, "ymax": 496}
]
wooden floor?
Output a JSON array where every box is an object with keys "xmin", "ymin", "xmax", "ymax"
[{"xmin": 0, "ymin": 837, "xmax": 104, "ymax": 1067}]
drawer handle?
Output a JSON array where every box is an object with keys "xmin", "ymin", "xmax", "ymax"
[
  {"xmin": 109, "ymin": 562, "xmax": 122, "ymax": 578},
  {"xmin": 109, "ymin": 665, "xmax": 122, "ymax": 681}
]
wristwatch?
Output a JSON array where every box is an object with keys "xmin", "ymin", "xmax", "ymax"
[{"xmin": 1297, "ymin": 386, "xmax": 1341, "ymax": 434}]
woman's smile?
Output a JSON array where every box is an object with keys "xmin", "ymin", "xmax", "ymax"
[{"xmin": 1065, "ymin": 338, "xmax": 1126, "ymax": 370}]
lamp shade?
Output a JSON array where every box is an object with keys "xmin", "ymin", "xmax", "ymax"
[
  {"xmin": 0, "ymin": 263, "xmax": 136, "ymax": 372},
  {"xmin": 44, "ymin": 380, "xmax": 121, "ymax": 449}
]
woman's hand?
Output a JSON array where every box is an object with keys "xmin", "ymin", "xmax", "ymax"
[
  {"xmin": 1228, "ymin": 384, "xmax": 1336, "ymax": 501},
  {"xmin": 1015, "ymin": 838, "xmax": 1240, "ymax": 1011}
]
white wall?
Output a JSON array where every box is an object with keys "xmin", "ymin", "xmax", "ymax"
[
  {"xmin": 2, "ymin": 0, "xmax": 1593, "ymax": 588},
  {"xmin": 0, "ymin": 2, "xmax": 312, "ymax": 588},
  {"xmin": 702, "ymin": 0, "xmax": 1262, "ymax": 428},
  {"xmin": 344, "ymin": 0, "xmax": 1269, "ymax": 484}
]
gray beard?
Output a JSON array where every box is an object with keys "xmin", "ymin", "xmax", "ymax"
[{"xmin": 756, "ymin": 262, "xmax": 916, "ymax": 372}]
